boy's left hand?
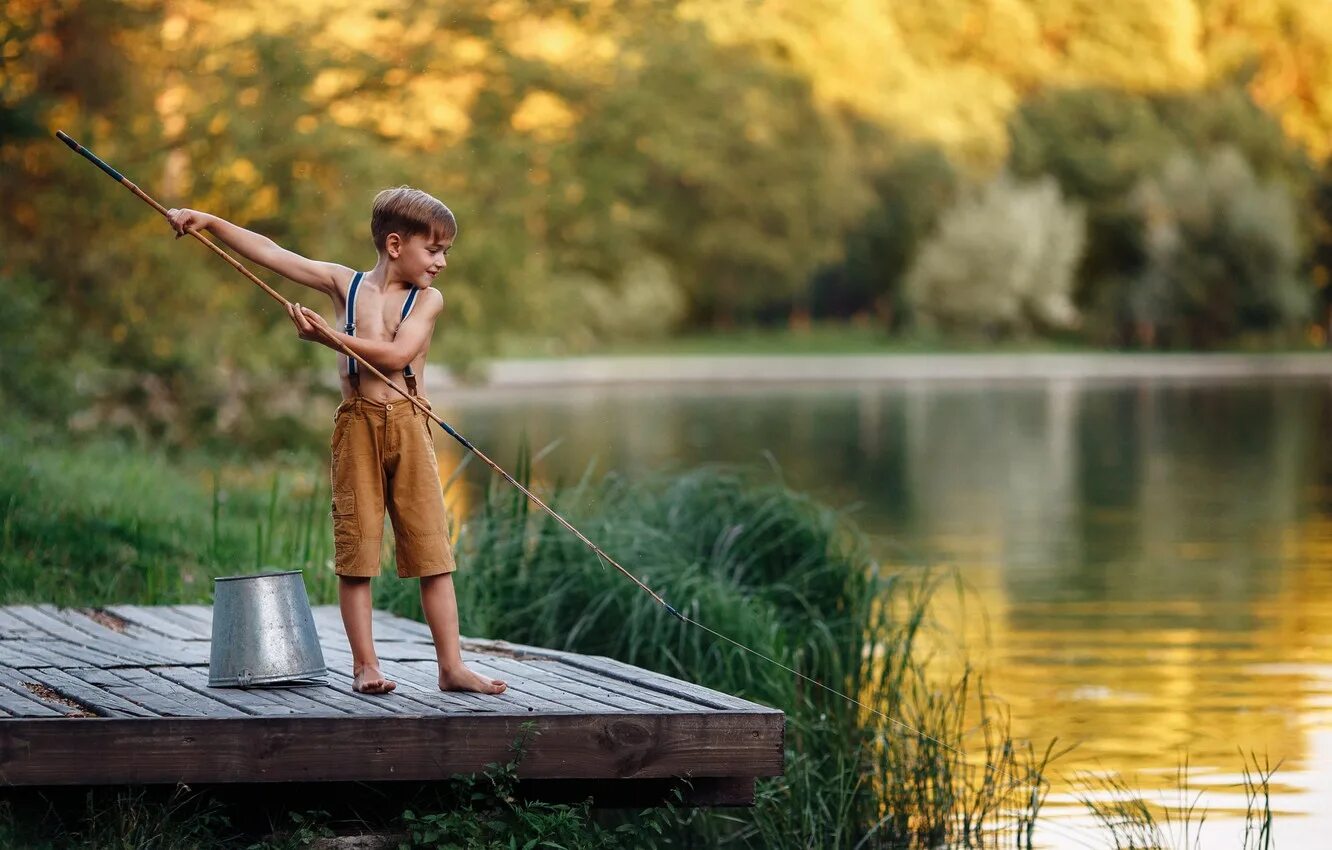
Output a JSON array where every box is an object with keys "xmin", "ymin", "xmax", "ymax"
[{"xmin": 287, "ymin": 302, "xmax": 333, "ymax": 343}]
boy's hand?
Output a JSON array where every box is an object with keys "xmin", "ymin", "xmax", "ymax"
[
  {"xmin": 287, "ymin": 302, "xmax": 335, "ymax": 344},
  {"xmin": 166, "ymin": 208, "xmax": 213, "ymax": 239}
]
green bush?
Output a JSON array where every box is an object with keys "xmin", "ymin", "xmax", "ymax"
[{"xmin": 1128, "ymin": 147, "xmax": 1308, "ymax": 348}]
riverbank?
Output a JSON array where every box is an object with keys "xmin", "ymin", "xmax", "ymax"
[{"xmin": 427, "ymin": 352, "xmax": 1332, "ymax": 397}]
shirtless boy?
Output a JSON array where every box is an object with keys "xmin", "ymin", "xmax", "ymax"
[{"xmin": 167, "ymin": 187, "xmax": 506, "ymax": 697}]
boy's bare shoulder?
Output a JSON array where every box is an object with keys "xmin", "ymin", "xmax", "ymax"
[
  {"xmin": 323, "ymin": 264, "xmax": 359, "ymax": 304},
  {"xmin": 419, "ymin": 286, "xmax": 446, "ymax": 315}
]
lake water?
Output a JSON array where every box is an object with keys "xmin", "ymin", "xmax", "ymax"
[{"xmin": 439, "ymin": 377, "xmax": 1332, "ymax": 847}]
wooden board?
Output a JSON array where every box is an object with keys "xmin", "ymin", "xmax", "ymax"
[
  {"xmin": 0, "ymin": 712, "xmax": 785, "ymax": 785},
  {"xmin": 0, "ymin": 604, "xmax": 785, "ymax": 795}
]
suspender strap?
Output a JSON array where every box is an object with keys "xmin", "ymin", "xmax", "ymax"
[
  {"xmin": 345, "ymin": 271, "xmax": 364, "ymax": 384},
  {"xmin": 401, "ymin": 287, "xmax": 420, "ymax": 395},
  {"xmin": 344, "ymin": 275, "xmax": 422, "ymax": 395}
]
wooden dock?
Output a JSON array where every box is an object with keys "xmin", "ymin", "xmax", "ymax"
[{"xmin": 0, "ymin": 604, "xmax": 783, "ymax": 804}]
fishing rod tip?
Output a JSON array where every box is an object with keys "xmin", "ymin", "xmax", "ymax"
[{"xmin": 55, "ymin": 130, "xmax": 78, "ymax": 150}]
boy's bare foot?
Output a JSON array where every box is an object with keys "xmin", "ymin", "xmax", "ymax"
[
  {"xmin": 352, "ymin": 664, "xmax": 397, "ymax": 695},
  {"xmin": 440, "ymin": 665, "xmax": 507, "ymax": 695}
]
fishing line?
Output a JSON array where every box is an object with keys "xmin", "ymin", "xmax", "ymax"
[{"xmin": 58, "ymin": 130, "xmax": 1101, "ymax": 850}]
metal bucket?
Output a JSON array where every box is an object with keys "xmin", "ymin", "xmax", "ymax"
[{"xmin": 208, "ymin": 570, "xmax": 327, "ymax": 688}]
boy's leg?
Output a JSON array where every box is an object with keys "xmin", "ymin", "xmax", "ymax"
[
  {"xmin": 420, "ymin": 573, "xmax": 506, "ymax": 694},
  {"xmin": 339, "ymin": 575, "xmax": 396, "ymax": 694},
  {"xmin": 384, "ymin": 403, "xmax": 504, "ymax": 695},
  {"xmin": 330, "ymin": 398, "xmax": 393, "ymax": 694}
]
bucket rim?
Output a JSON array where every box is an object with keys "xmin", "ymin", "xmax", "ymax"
[{"xmin": 213, "ymin": 569, "xmax": 304, "ymax": 583}]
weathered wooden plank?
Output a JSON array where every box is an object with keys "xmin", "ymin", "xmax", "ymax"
[
  {"xmin": 0, "ymin": 680, "xmax": 64, "ymax": 717},
  {"xmin": 3, "ymin": 607, "xmax": 161, "ymax": 667},
  {"xmin": 141, "ymin": 640, "xmax": 211, "ymax": 666},
  {"xmin": 465, "ymin": 657, "xmax": 629, "ymax": 713},
  {"xmin": 66, "ymin": 668, "xmax": 207, "ymax": 718},
  {"xmin": 309, "ymin": 606, "xmax": 429, "ymax": 644},
  {"xmin": 394, "ymin": 661, "xmax": 551, "ymax": 714},
  {"xmin": 143, "ymin": 606, "xmax": 214, "ymax": 638},
  {"xmin": 0, "ymin": 711, "xmax": 786, "ymax": 785},
  {"xmin": 239, "ymin": 683, "xmax": 358, "ymax": 717},
  {"xmin": 481, "ymin": 657, "xmax": 681, "ymax": 713},
  {"xmin": 111, "ymin": 667, "xmax": 249, "ymax": 718},
  {"xmin": 168, "ymin": 605, "xmax": 215, "ymax": 630},
  {"xmin": 104, "ymin": 605, "xmax": 209, "ymax": 641},
  {"xmin": 38, "ymin": 605, "xmax": 204, "ymax": 666},
  {"xmin": 0, "ymin": 609, "xmax": 45, "ymax": 640},
  {"xmin": 375, "ymin": 658, "xmax": 516, "ymax": 712},
  {"xmin": 319, "ymin": 647, "xmax": 498, "ymax": 713},
  {"xmin": 169, "ymin": 666, "xmax": 345, "ymax": 717},
  {"xmin": 522, "ymin": 659, "xmax": 711, "ymax": 712},
  {"xmin": 372, "ymin": 612, "xmax": 434, "ymax": 641},
  {"xmin": 468, "ymin": 639, "xmax": 770, "ymax": 712},
  {"xmin": 13, "ymin": 607, "xmax": 212, "ymax": 667},
  {"xmin": 320, "ymin": 667, "xmax": 475, "ymax": 716},
  {"xmin": 153, "ymin": 666, "xmax": 299, "ymax": 717},
  {"xmin": 465, "ymin": 658, "xmax": 635, "ymax": 714},
  {"xmin": 358, "ymin": 642, "xmax": 438, "ymax": 662},
  {"xmin": 0, "ymin": 640, "xmax": 126, "ymax": 670},
  {"xmin": 0, "ymin": 665, "xmax": 90, "ymax": 716},
  {"xmin": 290, "ymin": 682, "xmax": 417, "ymax": 717},
  {"xmin": 27, "ymin": 668, "xmax": 154, "ymax": 718}
]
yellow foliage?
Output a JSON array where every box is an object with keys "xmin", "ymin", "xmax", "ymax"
[
  {"xmin": 161, "ymin": 14, "xmax": 188, "ymax": 45},
  {"xmin": 504, "ymin": 13, "xmax": 619, "ymax": 75},
  {"xmin": 1201, "ymin": 0, "xmax": 1332, "ymax": 160},
  {"xmin": 228, "ymin": 158, "xmax": 260, "ymax": 186},
  {"xmin": 243, "ymin": 185, "xmax": 279, "ymax": 220},
  {"xmin": 311, "ymin": 69, "xmax": 363, "ymax": 101},
  {"xmin": 510, "ymin": 90, "xmax": 579, "ymax": 142}
]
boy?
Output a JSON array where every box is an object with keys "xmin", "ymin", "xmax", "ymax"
[{"xmin": 167, "ymin": 187, "xmax": 506, "ymax": 697}]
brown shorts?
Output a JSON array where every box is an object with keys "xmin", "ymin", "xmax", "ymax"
[{"xmin": 329, "ymin": 396, "xmax": 456, "ymax": 579}]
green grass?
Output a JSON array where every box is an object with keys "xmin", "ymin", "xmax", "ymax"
[{"xmin": 0, "ymin": 421, "xmax": 1284, "ymax": 848}]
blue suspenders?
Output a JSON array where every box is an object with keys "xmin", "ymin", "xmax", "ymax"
[
  {"xmin": 400, "ymin": 287, "xmax": 420, "ymax": 385},
  {"xmin": 345, "ymin": 272, "xmax": 421, "ymax": 394},
  {"xmin": 344, "ymin": 272, "xmax": 364, "ymax": 381}
]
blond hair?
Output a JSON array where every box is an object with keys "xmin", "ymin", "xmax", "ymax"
[{"xmin": 370, "ymin": 186, "xmax": 456, "ymax": 252}]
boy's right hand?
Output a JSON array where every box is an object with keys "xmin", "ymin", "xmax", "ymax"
[{"xmin": 166, "ymin": 208, "xmax": 212, "ymax": 239}]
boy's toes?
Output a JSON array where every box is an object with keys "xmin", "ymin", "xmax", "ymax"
[
  {"xmin": 440, "ymin": 668, "xmax": 508, "ymax": 695},
  {"xmin": 352, "ymin": 669, "xmax": 397, "ymax": 695}
]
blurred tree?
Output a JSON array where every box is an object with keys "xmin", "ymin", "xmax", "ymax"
[
  {"xmin": 904, "ymin": 174, "xmax": 1085, "ymax": 337},
  {"xmin": 1128, "ymin": 147, "xmax": 1308, "ymax": 348},
  {"xmin": 1008, "ymin": 80, "xmax": 1313, "ymax": 341},
  {"xmin": 809, "ymin": 141, "xmax": 958, "ymax": 328},
  {"xmin": 1313, "ymin": 164, "xmax": 1332, "ymax": 342}
]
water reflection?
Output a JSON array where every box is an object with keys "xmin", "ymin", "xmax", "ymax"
[{"xmin": 438, "ymin": 379, "xmax": 1332, "ymax": 847}]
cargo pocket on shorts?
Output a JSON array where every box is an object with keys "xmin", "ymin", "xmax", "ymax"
[{"xmin": 331, "ymin": 488, "xmax": 359, "ymax": 563}]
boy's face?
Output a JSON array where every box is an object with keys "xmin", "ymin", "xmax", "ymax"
[{"xmin": 390, "ymin": 230, "xmax": 453, "ymax": 288}]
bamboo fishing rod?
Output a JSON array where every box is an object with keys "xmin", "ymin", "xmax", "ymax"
[{"xmin": 57, "ymin": 131, "xmax": 1092, "ymax": 848}]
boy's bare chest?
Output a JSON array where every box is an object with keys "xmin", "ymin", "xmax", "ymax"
[{"xmin": 336, "ymin": 289, "xmax": 410, "ymax": 342}]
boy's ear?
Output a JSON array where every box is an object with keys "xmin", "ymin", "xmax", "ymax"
[{"xmin": 386, "ymin": 232, "xmax": 402, "ymax": 258}]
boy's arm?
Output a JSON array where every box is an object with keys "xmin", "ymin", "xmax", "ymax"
[
  {"xmin": 288, "ymin": 290, "xmax": 443, "ymax": 372},
  {"xmin": 167, "ymin": 208, "xmax": 349, "ymax": 296}
]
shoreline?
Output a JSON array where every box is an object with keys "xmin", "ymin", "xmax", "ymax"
[{"xmin": 425, "ymin": 352, "xmax": 1332, "ymax": 397}]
